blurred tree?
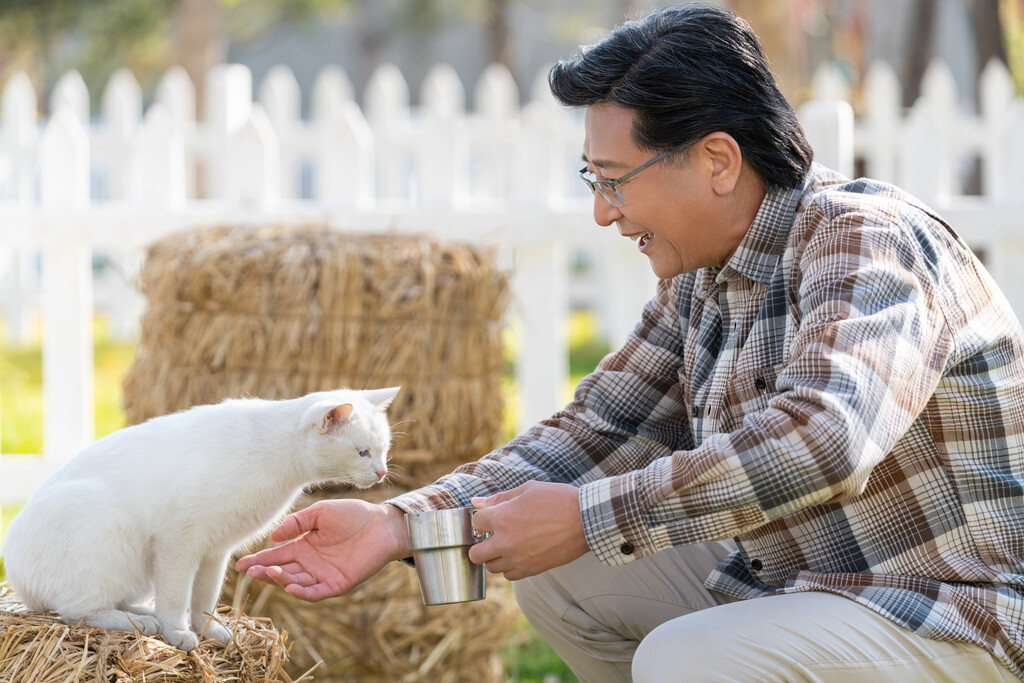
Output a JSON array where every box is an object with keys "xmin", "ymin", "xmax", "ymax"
[
  {"xmin": 0, "ymin": 0, "xmax": 523, "ymax": 114},
  {"xmin": 0, "ymin": 0, "xmax": 173, "ymax": 101},
  {"xmin": 726, "ymin": 0, "xmax": 807, "ymax": 102},
  {"xmin": 0, "ymin": 0, "xmax": 351, "ymax": 116}
]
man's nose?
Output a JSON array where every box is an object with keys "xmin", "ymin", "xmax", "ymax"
[{"xmin": 593, "ymin": 194, "xmax": 624, "ymax": 227}]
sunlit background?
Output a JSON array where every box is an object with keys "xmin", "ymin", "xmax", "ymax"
[
  {"xmin": 1, "ymin": 0, "xmax": 1021, "ymax": 113},
  {"xmin": 1, "ymin": 2, "xmax": 1023, "ymax": 681}
]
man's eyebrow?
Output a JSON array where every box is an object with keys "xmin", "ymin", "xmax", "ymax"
[{"xmin": 580, "ymin": 153, "xmax": 627, "ymax": 170}]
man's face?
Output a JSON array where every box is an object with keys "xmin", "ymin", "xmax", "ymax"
[{"xmin": 581, "ymin": 103, "xmax": 746, "ymax": 278}]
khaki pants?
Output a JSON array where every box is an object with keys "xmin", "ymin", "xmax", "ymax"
[{"xmin": 513, "ymin": 541, "xmax": 1020, "ymax": 682}]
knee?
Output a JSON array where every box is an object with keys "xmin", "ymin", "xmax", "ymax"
[
  {"xmin": 632, "ymin": 620, "xmax": 675, "ymax": 683},
  {"xmin": 632, "ymin": 616, "xmax": 726, "ymax": 683}
]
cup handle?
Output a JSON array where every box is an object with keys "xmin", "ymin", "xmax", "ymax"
[{"xmin": 469, "ymin": 508, "xmax": 489, "ymax": 541}]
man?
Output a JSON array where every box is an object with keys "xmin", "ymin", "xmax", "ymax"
[{"xmin": 237, "ymin": 4, "xmax": 1024, "ymax": 681}]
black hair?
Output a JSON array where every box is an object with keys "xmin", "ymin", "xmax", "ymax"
[{"xmin": 549, "ymin": 3, "xmax": 813, "ymax": 191}]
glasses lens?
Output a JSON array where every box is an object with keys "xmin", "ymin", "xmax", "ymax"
[
  {"xmin": 596, "ymin": 184, "xmax": 623, "ymax": 207},
  {"xmin": 579, "ymin": 172, "xmax": 624, "ymax": 207}
]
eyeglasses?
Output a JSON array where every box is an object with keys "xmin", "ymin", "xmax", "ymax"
[{"xmin": 578, "ymin": 141, "xmax": 692, "ymax": 208}]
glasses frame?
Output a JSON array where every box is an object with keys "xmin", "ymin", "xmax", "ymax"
[{"xmin": 578, "ymin": 140, "xmax": 693, "ymax": 207}]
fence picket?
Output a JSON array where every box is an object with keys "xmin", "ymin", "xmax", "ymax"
[
  {"xmin": 132, "ymin": 103, "xmax": 187, "ymax": 209},
  {"xmin": 228, "ymin": 105, "xmax": 280, "ymax": 208},
  {"xmin": 860, "ymin": 60, "xmax": 901, "ymax": 182},
  {"xmin": 365, "ymin": 64, "xmax": 412, "ymax": 201},
  {"xmin": 50, "ymin": 71, "xmax": 90, "ymax": 124},
  {"xmin": 38, "ymin": 106, "xmax": 93, "ymax": 467},
  {"xmin": 259, "ymin": 66, "xmax": 303, "ymax": 199},
  {"xmin": 0, "ymin": 72, "xmax": 39, "ymax": 344}
]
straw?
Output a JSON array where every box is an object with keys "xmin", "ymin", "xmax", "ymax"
[{"xmin": 0, "ymin": 583, "xmax": 303, "ymax": 682}]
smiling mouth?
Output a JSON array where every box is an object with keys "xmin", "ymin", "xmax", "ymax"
[{"xmin": 628, "ymin": 231, "xmax": 654, "ymax": 249}]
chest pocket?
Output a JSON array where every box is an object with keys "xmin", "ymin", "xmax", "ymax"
[{"xmin": 721, "ymin": 361, "xmax": 787, "ymax": 433}]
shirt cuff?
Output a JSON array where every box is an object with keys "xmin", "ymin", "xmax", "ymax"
[{"xmin": 579, "ymin": 473, "xmax": 646, "ymax": 566}]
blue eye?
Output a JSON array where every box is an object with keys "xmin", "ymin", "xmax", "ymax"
[{"xmin": 359, "ymin": 449, "xmax": 370, "ymax": 458}]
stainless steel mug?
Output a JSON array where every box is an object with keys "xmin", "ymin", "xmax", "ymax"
[{"xmin": 405, "ymin": 507, "xmax": 487, "ymax": 605}]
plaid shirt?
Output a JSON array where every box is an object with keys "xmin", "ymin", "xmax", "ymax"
[{"xmin": 390, "ymin": 164, "xmax": 1024, "ymax": 678}]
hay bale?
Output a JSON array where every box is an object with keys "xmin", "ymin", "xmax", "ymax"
[
  {"xmin": 122, "ymin": 224, "xmax": 520, "ymax": 681},
  {"xmin": 123, "ymin": 223, "xmax": 511, "ymax": 487},
  {"xmin": 0, "ymin": 583, "xmax": 298, "ymax": 682}
]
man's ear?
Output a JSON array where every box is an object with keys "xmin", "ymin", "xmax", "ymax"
[
  {"xmin": 322, "ymin": 403, "xmax": 354, "ymax": 431},
  {"xmin": 700, "ymin": 131, "xmax": 743, "ymax": 196}
]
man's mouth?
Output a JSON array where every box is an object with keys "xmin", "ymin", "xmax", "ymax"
[{"xmin": 628, "ymin": 231, "xmax": 654, "ymax": 249}]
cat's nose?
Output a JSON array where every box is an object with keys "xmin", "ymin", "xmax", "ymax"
[{"xmin": 375, "ymin": 467, "xmax": 387, "ymax": 481}]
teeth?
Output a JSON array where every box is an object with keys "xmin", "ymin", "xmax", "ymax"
[{"xmin": 628, "ymin": 231, "xmax": 653, "ymax": 244}]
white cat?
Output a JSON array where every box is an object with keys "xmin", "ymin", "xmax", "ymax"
[{"xmin": 2, "ymin": 386, "xmax": 399, "ymax": 652}]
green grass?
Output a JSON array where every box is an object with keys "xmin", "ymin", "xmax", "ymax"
[
  {"xmin": 1, "ymin": 318, "xmax": 135, "ymax": 454},
  {"xmin": 503, "ymin": 616, "xmax": 579, "ymax": 682},
  {"xmin": 0, "ymin": 312, "xmax": 611, "ymax": 679}
]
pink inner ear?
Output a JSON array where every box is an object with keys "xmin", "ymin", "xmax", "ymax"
[{"xmin": 323, "ymin": 403, "xmax": 354, "ymax": 429}]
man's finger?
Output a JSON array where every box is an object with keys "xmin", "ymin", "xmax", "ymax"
[
  {"xmin": 284, "ymin": 582, "xmax": 335, "ymax": 603},
  {"xmin": 270, "ymin": 507, "xmax": 319, "ymax": 542},
  {"xmin": 266, "ymin": 564, "xmax": 317, "ymax": 588},
  {"xmin": 235, "ymin": 542, "xmax": 298, "ymax": 573},
  {"xmin": 470, "ymin": 482, "xmax": 528, "ymax": 510}
]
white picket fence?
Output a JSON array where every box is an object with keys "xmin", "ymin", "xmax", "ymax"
[{"xmin": 0, "ymin": 56, "xmax": 1023, "ymax": 522}]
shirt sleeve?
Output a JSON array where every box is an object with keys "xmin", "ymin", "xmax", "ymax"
[
  {"xmin": 387, "ymin": 275, "xmax": 696, "ymax": 514},
  {"xmin": 580, "ymin": 205, "xmax": 957, "ymax": 565}
]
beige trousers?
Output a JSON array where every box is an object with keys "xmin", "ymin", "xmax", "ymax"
[{"xmin": 513, "ymin": 541, "xmax": 1020, "ymax": 683}]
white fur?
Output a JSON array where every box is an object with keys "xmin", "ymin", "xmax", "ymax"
[{"xmin": 2, "ymin": 386, "xmax": 399, "ymax": 652}]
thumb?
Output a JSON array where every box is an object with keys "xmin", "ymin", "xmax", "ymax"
[
  {"xmin": 471, "ymin": 483, "xmax": 526, "ymax": 509},
  {"xmin": 270, "ymin": 504, "xmax": 320, "ymax": 542}
]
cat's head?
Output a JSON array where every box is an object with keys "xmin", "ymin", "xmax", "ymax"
[{"xmin": 299, "ymin": 387, "xmax": 400, "ymax": 489}]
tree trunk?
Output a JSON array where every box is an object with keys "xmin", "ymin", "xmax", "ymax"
[
  {"xmin": 969, "ymin": 0, "xmax": 1008, "ymax": 85},
  {"xmin": 171, "ymin": 0, "xmax": 226, "ymax": 122},
  {"xmin": 487, "ymin": 0, "xmax": 512, "ymax": 69},
  {"xmin": 903, "ymin": 0, "xmax": 937, "ymax": 107}
]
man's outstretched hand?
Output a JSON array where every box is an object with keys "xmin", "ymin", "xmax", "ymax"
[{"xmin": 235, "ymin": 499, "xmax": 409, "ymax": 602}]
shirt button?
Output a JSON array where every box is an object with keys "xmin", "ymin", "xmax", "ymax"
[
  {"xmin": 620, "ymin": 542, "xmax": 635, "ymax": 555},
  {"xmin": 750, "ymin": 559, "xmax": 763, "ymax": 571},
  {"xmin": 754, "ymin": 377, "xmax": 767, "ymax": 390}
]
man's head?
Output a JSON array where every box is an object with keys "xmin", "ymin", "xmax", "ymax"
[
  {"xmin": 549, "ymin": 3, "xmax": 813, "ymax": 278},
  {"xmin": 549, "ymin": 3, "xmax": 813, "ymax": 194}
]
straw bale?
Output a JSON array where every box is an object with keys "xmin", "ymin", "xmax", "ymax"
[
  {"xmin": 0, "ymin": 583, "xmax": 299, "ymax": 682},
  {"xmin": 121, "ymin": 224, "xmax": 521, "ymax": 681},
  {"xmin": 123, "ymin": 223, "xmax": 511, "ymax": 487}
]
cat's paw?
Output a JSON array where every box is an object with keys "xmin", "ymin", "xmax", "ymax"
[
  {"xmin": 163, "ymin": 628, "xmax": 200, "ymax": 652},
  {"xmin": 126, "ymin": 613, "xmax": 161, "ymax": 636},
  {"xmin": 200, "ymin": 621, "xmax": 233, "ymax": 645}
]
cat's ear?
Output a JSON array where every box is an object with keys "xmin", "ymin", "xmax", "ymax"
[
  {"xmin": 322, "ymin": 403, "xmax": 354, "ymax": 431},
  {"xmin": 364, "ymin": 386, "xmax": 400, "ymax": 411}
]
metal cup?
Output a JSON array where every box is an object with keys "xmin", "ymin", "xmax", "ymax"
[{"xmin": 406, "ymin": 507, "xmax": 487, "ymax": 605}]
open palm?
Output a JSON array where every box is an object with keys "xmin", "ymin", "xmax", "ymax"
[{"xmin": 235, "ymin": 499, "xmax": 407, "ymax": 602}]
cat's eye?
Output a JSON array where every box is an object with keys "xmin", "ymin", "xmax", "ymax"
[{"xmin": 359, "ymin": 449, "xmax": 370, "ymax": 458}]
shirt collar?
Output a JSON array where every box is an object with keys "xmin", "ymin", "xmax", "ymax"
[{"xmin": 713, "ymin": 170, "xmax": 810, "ymax": 287}]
